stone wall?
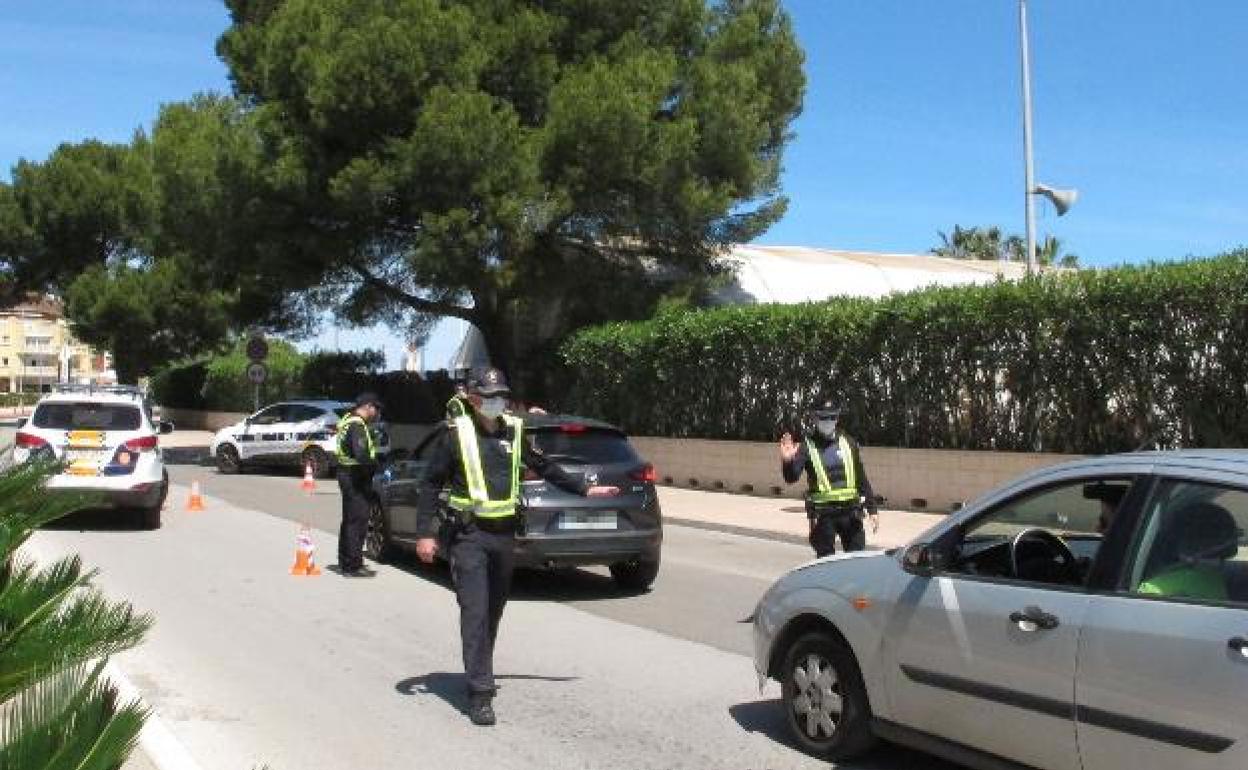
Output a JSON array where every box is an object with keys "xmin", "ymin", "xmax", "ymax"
[{"xmin": 630, "ymin": 437, "xmax": 1082, "ymax": 512}]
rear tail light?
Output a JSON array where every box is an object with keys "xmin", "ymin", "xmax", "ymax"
[
  {"xmin": 523, "ymin": 468, "xmax": 541, "ymax": 481},
  {"xmin": 559, "ymin": 424, "xmax": 588, "ymax": 434},
  {"xmin": 15, "ymin": 431, "xmax": 48, "ymax": 449},
  {"xmin": 629, "ymin": 463, "xmax": 657, "ymax": 483},
  {"xmin": 124, "ymin": 435, "xmax": 159, "ymax": 452}
]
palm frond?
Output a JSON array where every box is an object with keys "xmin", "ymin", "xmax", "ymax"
[{"xmin": 0, "ymin": 660, "xmax": 146, "ymax": 770}]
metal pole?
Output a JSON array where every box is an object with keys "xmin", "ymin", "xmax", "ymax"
[{"xmin": 1020, "ymin": 0, "xmax": 1038, "ymax": 274}]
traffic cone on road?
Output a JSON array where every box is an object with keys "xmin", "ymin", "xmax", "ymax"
[
  {"xmin": 290, "ymin": 525, "xmax": 322, "ymax": 576},
  {"xmin": 185, "ymin": 481, "xmax": 206, "ymax": 512},
  {"xmin": 300, "ymin": 462, "xmax": 317, "ymax": 493}
]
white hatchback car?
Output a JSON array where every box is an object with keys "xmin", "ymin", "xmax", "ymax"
[
  {"xmin": 210, "ymin": 400, "xmax": 390, "ymax": 478},
  {"xmin": 753, "ymin": 451, "xmax": 1248, "ymax": 770},
  {"xmin": 13, "ymin": 385, "xmax": 173, "ymax": 529}
]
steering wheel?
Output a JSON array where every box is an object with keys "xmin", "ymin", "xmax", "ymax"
[{"xmin": 1009, "ymin": 528, "xmax": 1079, "ymax": 584}]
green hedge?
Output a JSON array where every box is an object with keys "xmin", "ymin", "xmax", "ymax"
[{"xmin": 559, "ymin": 251, "xmax": 1248, "ymax": 453}]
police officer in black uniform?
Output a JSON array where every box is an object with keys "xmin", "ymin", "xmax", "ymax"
[
  {"xmin": 414, "ymin": 368, "xmax": 619, "ymax": 726},
  {"xmin": 780, "ymin": 402, "xmax": 880, "ymax": 557},
  {"xmin": 334, "ymin": 392, "xmax": 382, "ymax": 577}
]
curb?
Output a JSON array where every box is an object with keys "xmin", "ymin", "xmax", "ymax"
[
  {"xmin": 106, "ymin": 660, "xmax": 206, "ymax": 770},
  {"xmin": 664, "ymin": 516, "xmax": 809, "ymax": 546}
]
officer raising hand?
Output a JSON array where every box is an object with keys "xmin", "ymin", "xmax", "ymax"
[
  {"xmin": 780, "ymin": 402, "xmax": 880, "ymax": 557},
  {"xmin": 414, "ymin": 367, "xmax": 618, "ymax": 726}
]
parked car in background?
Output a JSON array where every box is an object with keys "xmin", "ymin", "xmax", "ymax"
[
  {"xmin": 368, "ymin": 413, "xmax": 663, "ymax": 591},
  {"xmin": 752, "ymin": 450, "xmax": 1248, "ymax": 770},
  {"xmin": 210, "ymin": 400, "xmax": 390, "ymax": 477},
  {"xmin": 12, "ymin": 384, "xmax": 173, "ymax": 529}
]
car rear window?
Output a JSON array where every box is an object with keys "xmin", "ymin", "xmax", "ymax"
[
  {"xmin": 531, "ymin": 428, "xmax": 639, "ymax": 464},
  {"xmin": 32, "ymin": 402, "xmax": 142, "ymax": 431}
]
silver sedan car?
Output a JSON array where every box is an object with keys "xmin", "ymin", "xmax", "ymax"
[{"xmin": 753, "ymin": 450, "xmax": 1248, "ymax": 770}]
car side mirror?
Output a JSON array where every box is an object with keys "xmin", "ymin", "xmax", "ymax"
[
  {"xmin": 159, "ymin": 420, "xmax": 175, "ymax": 435},
  {"xmin": 902, "ymin": 543, "xmax": 948, "ymax": 577},
  {"xmin": 14, "ymin": 417, "xmax": 27, "ymax": 429}
]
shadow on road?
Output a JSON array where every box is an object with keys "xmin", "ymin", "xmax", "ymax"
[
  {"xmin": 729, "ymin": 699, "xmax": 965, "ymax": 770},
  {"xmin": 378, "ymin": 551, "xmax": 637, "ymax": 604},
  {"xmin": 40, "ymin": 507, "xmax": 149, "ymax": 533},
  {"xmin": 161, "ymin": 447, "xmax": 213, "ymax": 467},
  {"xmin": 395, "ymin": 672, "xmax": 580, "ymax": 714}
]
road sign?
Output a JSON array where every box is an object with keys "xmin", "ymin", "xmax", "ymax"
[
  {"xmin": 246, "ymin": 336, "xmax": 269, "ymax": 361},
  {"xmin": 246, "ymin": 362, "xmax": 268, "ymax": 385}
]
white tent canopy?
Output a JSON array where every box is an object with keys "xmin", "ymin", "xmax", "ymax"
[{"xmin": 715, "ymin": 245, "xmax": 1032, "ymax": 304}]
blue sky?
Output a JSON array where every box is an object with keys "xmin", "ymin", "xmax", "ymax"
[{"xmin": 3, "ymin": 1, "xmax": 1246, "ymax": 367}]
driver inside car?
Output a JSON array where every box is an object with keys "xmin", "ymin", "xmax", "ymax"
[{"xmin": 1137, "ymin": 501, "xmax": 1238, "ymax": 602}]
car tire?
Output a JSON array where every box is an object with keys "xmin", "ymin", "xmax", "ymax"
[
  {"xmin": 780, "ymin": 630, "xmax": 877, "ymax": 760},
  {"xmin": 364, "ymin": 500, "xmax": 396, "ymax": 563},
  {"xmin": 216, "ymin": 444, "xmax": 242, "ymax": 475},
  {"xmin": 302, "ymin": 446, "xmax": 332, "ymax": 479},
  {"xmin": 609, "ymin": 556, "xmax": 660, "ymax": 592},
  {"xmin": 138, "ymin": 473, "xmax": 168, "ymax": 530}
]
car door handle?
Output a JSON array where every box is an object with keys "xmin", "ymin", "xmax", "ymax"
[
  {"xmin": 1230, "ymin": 637, "xmax": 1248, "ymax": 658},
  {"xmin": 1009, "ymin": 606, "xmax": 1060, "ymax": 632}
]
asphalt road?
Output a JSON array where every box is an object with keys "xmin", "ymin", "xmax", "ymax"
[{"xmin": 11, "ymin": 425, "xmax": 957, "ymax": 769}]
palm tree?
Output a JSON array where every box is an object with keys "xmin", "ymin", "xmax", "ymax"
[
  {"xmin": 935, "ymin": 227, "xmax": 1079, "ymax": 267},
  {"xmin": 0, "ymin": 460, "xmax": 151, "ymax": 769}
]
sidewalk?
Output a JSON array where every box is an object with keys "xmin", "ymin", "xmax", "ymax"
[
  {"xmin": 658, "ymin": 486, "xmax": 944, "ymax": 551},
  {"xmin": 163, "ymin": 429, "xmax": 945, "ymax": 550}
]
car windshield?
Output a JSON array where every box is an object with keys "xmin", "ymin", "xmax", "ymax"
[
  {"xmin": 33, "ymin": 402, "xmax": 141, "ymax": 431},
  {"xmin": 531, "ymin": 429, "xmax": 638, "ymax": 464}
]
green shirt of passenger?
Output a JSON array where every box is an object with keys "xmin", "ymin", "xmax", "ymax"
[{"xmin": 1137, "ymin": 564, "xmax": 1228, "ymax": 602}]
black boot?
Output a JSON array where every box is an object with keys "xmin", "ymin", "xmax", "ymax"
[{"xmin": 468, "ymin": 692, "xmax": 496, "ymax": 726}]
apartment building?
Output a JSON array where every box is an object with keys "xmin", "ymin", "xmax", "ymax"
[{"xmin": 0, "ymin": 296, "xmax": 113, "ymax": 393}]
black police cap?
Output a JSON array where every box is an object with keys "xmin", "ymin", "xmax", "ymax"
[{"xmin": 469, "ymin": 367, "xmax": 511, "ymax": 397}]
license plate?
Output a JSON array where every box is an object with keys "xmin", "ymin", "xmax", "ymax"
[
  {"xmin": 559, "ymin": 511, "xmax": 618, "ymax": 530},
  {"xmin": 66, "ymin": 449, "xmax": 109, "ymax": 464},
  {"xmin": 67, "ymin": 430, "xmax": 105, "ymax": 449}
]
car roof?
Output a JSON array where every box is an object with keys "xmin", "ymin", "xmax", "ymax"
[
  {"xmin": 520, "ymin": 413, "xmax": 625, "ymax": 433},
  {"xmin": 973, "ymin": 449, "xmax": 1248, "ymax": 507},
  {"xmin": 37, "ymin": 392, "xmax": 146, "ymax": 407},
  {"xmin": 1039, "ymin": 449, "xmax": 1248, "ymax": 475},
  {"xmin": 274, "ymin": 400, "xmax": 349, "ymax": 410}
]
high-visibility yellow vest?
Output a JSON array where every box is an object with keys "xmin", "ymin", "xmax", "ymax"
[
  {"xmin": 447, "ymin": 414, "xmax": 524, "ymax": 519},
  {"xmin": 806, "ymin": 435, "xmax": 858, "ymax": 504},
  {"xmin": 336, "ymin": 414, "xmax": 376, "ymax": 466}
]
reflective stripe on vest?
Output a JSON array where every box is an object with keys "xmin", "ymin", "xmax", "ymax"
[
  {"xmin": 807, "ymin": 435, "xmax": 858, "ymax": 504},
  {"xmin": 447, "ymin": 414, "xmax": 524, "ymax": 519},
  {"xmin": 335, "ymin": 414, "xmax": 376, "ymax": 466}
]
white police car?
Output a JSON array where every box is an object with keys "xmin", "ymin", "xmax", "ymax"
[
  {"xmin": 13, "ymin": 384, "xmax": 173, "ymax": 529},
  {"xmin": 210, "ymin": 400, "xmax": 389, "ymax": 477}
]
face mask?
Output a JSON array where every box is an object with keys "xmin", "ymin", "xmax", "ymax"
[
  {"xmin": 816, "ymin": 419, "xmax": 838, "ymax": 438},
  {"xmin": 478, "ymin": 397, "xmax": 507, "ymax": 419}
]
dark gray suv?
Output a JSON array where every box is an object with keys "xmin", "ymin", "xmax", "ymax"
[{"xmin": 367, "ymin": 414, "xmax": 663, "ymax": 591}]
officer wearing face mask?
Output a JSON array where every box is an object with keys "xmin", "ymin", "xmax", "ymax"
[
  {"xmin": 414, "ymin": 367, "xmax": 619, "ymax": 726},
  {"xmin": 779, "ymin": 402, "xmax": 879, "ymax": 557}
]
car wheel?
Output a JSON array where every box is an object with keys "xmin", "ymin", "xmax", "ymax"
[
  {"xmin": 609, "ymin": 556, "xmax": 660, "ymax": 592},
  {"xmin": 303, "ymin": 446, "xmax": 332, "ymax": 479},
  {"xmin": 138, "ymin": 473, "xmax": 168, "ymax": 530},
  {"xmin": 780, "ymin": 631, "xmax": 876, "ymax": 760},
  {"xmin": 216, "ymin": 444, "xmax": 242, "ymax": 475},
  {"xmin": 364, "ymin": 500, "xmax": 395, "ymax": 563}
]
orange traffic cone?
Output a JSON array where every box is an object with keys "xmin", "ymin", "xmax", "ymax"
[
  {"xmin": 300, "ymin": 462, "xmax": 316, "ymax": 493},
  {"xmin": 186, "ymin": 481, "xmax": 206, "ymax": 512},
  {"xmin": 290, "ymin": 525, "xmax": 322, "ymax": 576}
]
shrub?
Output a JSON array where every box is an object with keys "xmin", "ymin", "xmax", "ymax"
[
  {"xmin": 0, "ymin": 461, "xmax": 151, "ymax": 767},
  {"xmin": 560, "ymin": 251, "xmax": 1248, "ymax": 453}
]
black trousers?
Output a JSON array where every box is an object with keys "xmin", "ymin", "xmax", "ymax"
[
  {"xmin": 809, "ymin": 511, "xmax": 866, "ymax": 557},
  {"xmin": 449, "ymin": 524, "xmax": 516, "ymax": 695},
  {"xmin": 337, "ymin": 468, "xmax": 372, "ymax": 570}
]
